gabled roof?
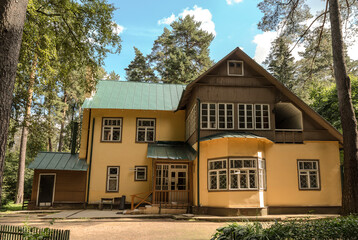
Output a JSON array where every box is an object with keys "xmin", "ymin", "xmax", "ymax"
[
  {"xmin": 82, "ymin": 80, "xmax": 185, "ymax": 111},
  {"xmin": 147, "ymin": 141, "xmax": 196, "ymax": 160},
  {"xmin": 176, "ymin": 47, "xmax": 343, "ymax": 144},
  {"xmin": 28, "ymin": 152, "xmax": 88, "ymax": 171}
]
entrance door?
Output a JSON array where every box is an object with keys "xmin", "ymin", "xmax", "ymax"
[
  {"xmin": 170, "ymin": 170, "xmax": 187, "ymax": 190},
  {"xmin": 37, "ymin": 174, "xmax": 56, "ymax": 206}
]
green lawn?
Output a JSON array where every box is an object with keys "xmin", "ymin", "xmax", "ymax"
[{"xmin": 0, "ymin": 201, "xmax": 23, "ymax": 212}]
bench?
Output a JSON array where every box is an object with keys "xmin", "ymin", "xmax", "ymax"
[{"xmin": 100, "ymin": 198, "xmax": 113, "ymax": 210}]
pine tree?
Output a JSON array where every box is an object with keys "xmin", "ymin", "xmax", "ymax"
[
  {"xmin": 149, "ymin": 15, "xmax": 214, "ymax": 84},
  {"xmin": 125, "ymin": 47, "xmax": 157, "ymax": 82}
]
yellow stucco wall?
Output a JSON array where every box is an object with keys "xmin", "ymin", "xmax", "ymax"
[
  {"xmin": 80, "ymin": 109, "xmax": 185, "ymax": 203},
  {"xmin": 193, "ymin": 138, "xmax": 341, "ymax": 208}
]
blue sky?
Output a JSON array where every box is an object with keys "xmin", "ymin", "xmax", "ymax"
[{"xmin": 104, "ymin": 0, "xmax": 357, "ymax": 80}]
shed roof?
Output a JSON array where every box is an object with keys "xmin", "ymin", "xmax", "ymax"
[
  {"xmin": 82, "ymin": 81, "xmax": 186, "ymax": 111},
  {"xmin": 28, "ymin": 152, "xmax": 88, "ymax": 171},
  {"xmin": 147, "ymin": 141, "xmax": 196, "ymax": 160},
  {"xmin": 200, "ymin": 132, "xmax": 272, "ymax": 142}
]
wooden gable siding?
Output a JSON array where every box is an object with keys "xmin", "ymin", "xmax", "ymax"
[{"xmin": 185, "ymin": 56, "xmax": 339, "ymax": 146}]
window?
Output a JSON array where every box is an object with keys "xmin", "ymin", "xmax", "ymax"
[
  {"xmin": 227, "ymin": 60, "xmax": 244, "ymax": 76},
  {"xmin": 218, "ymin": 103, "xmax": 234, "ymax": 129},
  {"xmin": 136, "ymin": 119, "xmax": 155, "ymax": 142},
  {"xmin": 186, "ymin": 104, "xmax": 197, "ymax": 140},
  {"xmin": 156, "ymin": 165, "xmax": 169, "ymax": 190},
  {"xmin": 135, "ymin": 166, "xmax": 147, "ymax": 181},
  {"xmin": 102, "ymin": 118, "xmax": 122, "ymax": 142},
  {"xmin": 298, "ymin": 160, "xmax": 320, "ymax": 190},
  {"xmin": 107, "ymin": 167, "xmax": 119, "ymax": 192},
  {"xmin": 255, "ymin": 104, "xmax": 270, "ymax": 129},
  {"xmin": 258, "ymin": 159, "xmax": 267, "ymax": 190},
  {"xmin": 208, "ymin": 159, "xmax": 227, "ymax": 190},
  {"xmin": 229, "ymin": 159, "xmax": 257, "ymax": 190},
  {"xmin": 201, "ymin": 103, "xmax": 217, "ymax": 129},
  {"xmin": 238, "ymin": 104, "xmax": 254, "ymax": 129}
]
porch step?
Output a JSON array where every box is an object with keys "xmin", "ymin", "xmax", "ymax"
[{"xmin": 124, "ymin": 205, "xmax": 188, "ymax": 215}]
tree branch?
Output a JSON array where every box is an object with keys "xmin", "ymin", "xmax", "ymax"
[{"xmin": 36, "ymin": 9, "xmax": 62, "ymax": 17}]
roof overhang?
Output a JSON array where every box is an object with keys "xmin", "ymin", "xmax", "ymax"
[
  {"xmin": 147, "ymin": 141, "xmax": 196, "ymax": 160},
  {"xmin": 28, "ymin": 152, "xmax": 88, "ymax": 171}
]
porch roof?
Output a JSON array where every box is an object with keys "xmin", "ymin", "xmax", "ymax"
[
  {"xmin": 200, "ymin": 132, "xmax": 272, "ymax": 142},
  {"xmin": 28, "ymin": 152, "xmax": 88, "ymax": 171},
  {"xmin": 147, "ymin": 141, "xmax": 196, "ymax": 160}
]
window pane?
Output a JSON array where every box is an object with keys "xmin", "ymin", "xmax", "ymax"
[
  {"xmin": 112, "ymin": 128, "xmax": 121, "ymax": 140},
  {"xmin": 240, "ymin": 174, "xmax": 247, "ymax": 188},
  {"xmin": 219, "ymin": 174, "xmax": 227, "ymax": 189},
  {"xmin": 108, "ymin": 179, "xmax": 117, "ymax": 191},
  {"xmin": 300, "ymin": 175, "xmax": 308, "ymax": 188},
  {"xmin": 136, "ymin": 168, "xmax": 146, "ymax": 180},
  {"xmin": 103, "ymin": 128, "xmax": 111, "ymax": 140},
  {"xmin": 210, "ymin": 175, "xmax": 217, "ymax": 190},
  {"xmin": 137, "ymin": 131, "xmax": 145, "ymax": 142},
  {"xmin": 230, "ymin": 171, "xmax": 238, "ymax": 189},
  {"xmin": 109, "ymin": 167, "xmax": 118, "ymax": 175},
  {"xmin": 146, "ymin": 130, "xmax": 154, "ymax": 142}
]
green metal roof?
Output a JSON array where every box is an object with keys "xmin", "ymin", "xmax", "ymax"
[
  {"xmin": 28, "ymin": 152, "xmax": 88, "ymax": 171},
  {"xmin": 82, "ymin": 80, "xmax": 186, "ymax": 111},
  {"xmin": 147, "ymin": 141, "xmax": 196, "ymax": 160},
  {"xmin": 200, "ymin": 132, "xmax": 271, "ymax": 142}
]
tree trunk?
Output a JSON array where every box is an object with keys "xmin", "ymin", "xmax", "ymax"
[
  {"xmin": 58, "ymin": 93, "xmax": 68, "ymax": 152},
  {"xmin": 329, "ymin": 0, "xmax": 358, "ymax": 214},
  {"xmin": 15, "ymin": 53, "xmax": 37, "ymax": 204},
  {"xmin": 0, "ymin": 0, "xmax": 29, "ymax": 208}
]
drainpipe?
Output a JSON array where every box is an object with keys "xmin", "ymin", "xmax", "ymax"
[
  {"xmin": 196, "ymin": 98, "xmax": 201, "ymax": 207},
  {"xmin": 85, "ymin": 109, "xmax": 92, "ymax": 159},
  {"xmin": 86, "ymin": 118, "xmax": 95, "ymax": 204}
]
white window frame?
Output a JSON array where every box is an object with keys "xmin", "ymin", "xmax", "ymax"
[
  {"xmin": 298, "ymin": 160, "xmax": 320, "ymax": 190},
  {"xmin": 258, "ymin": 159, "xmax": 267, "ymax": 190},
  {"xmin": 238, "ymin": 104, "xmax": 254, "ymax": 130},
  {"xmin": 186, "ymin": 104, "xmax": 197, "ymax": 140},
  {"xmin": 218, "ymin": 103, "xmax": 234, "ymax": 130},
  {"xmin": 102, "ymin": 118, "xmax": 122, "ymax": 142},
  {"xmin": 135, "ymin": 166, "xmax": 147, "ymax": 181},
  {"xmin": 107, "ymin": 166, "xmax": 119, "ymax": 192},
  {"xmin": 254, "ymin": 104, "xmax": 270, "ymax": 130},
  {"xmin": 208, "ymin": 159, "xmax": 228, "ymax": 190},
  {"xmin": 136, "ymin": 118, "xmax": 156, "ymax": 142},
  {"xmin": 201, "ymin": 103, "xmax": 217, "ymax": 129},
  {"xmin": 229, "ymin": 158, "xmax": 258, "ymax": 190},
  {"xmin": 227, "ymin": 60, "xmax": 244, "ymax": 76},
  {"xmin": 36, "ymin": 173, "xmax": 56, "ymax": 207}
]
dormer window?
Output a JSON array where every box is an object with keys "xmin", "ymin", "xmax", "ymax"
[{"xmin": 227, "ymin": 60, "xmax": 244, "ymax": 76}]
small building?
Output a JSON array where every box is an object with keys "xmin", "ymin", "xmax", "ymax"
[{"xmin": 28, "ymin": 48, "xmax": 342, "ymax": 215}]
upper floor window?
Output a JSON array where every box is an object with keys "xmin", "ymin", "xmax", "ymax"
[
  {"xmin": 218, "ymin": 103, "xmax": 234, "ymax": 129},
  {"xmin": 136, "ymin": 119, "xmax": 155, "ymax": 142},
  {"xmin": 238, "ymin": 104, "xmax": 254, "ymax": 129},
  {"xmin": 102, "ymin": 118, "xmax": 122, "ymax": 142},
  {"xmin": 201, "ymin": 103, "xmax": 217, "ymax": 129},
  {"xmin": 298, "ymin": 160, "xmax": 320, "ymax": 190},
  {"xmin": 255, "ymin": 104, "xmax": 270, "ymax": 129},
  {"xmin": 227, "ymin": 60, "xmax": 244, "ymax": 76},
  {"xmin": 238, "ymin": 104, "xmax": 270, "ymax": 130}
]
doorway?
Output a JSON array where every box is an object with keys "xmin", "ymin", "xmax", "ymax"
[{"xmin": 37, "ymin": 174, "xmax": 56, "ymax": 207}]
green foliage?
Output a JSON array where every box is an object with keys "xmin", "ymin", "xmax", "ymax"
[
  {"xmin": 0, "ymin": 201, "xmax": 23, "ymax": 212},
  {"xmin": 211, "ymin": 216, "xmax": 358, "ymax": 240},
  {"xmin": 125, "ymin": 47, "xmax": 157, "ymax": 82},
  {"xmin": 149, "ymin": 15, "xmax": 214, "ymax": 84},
  {"xmin": 107, "ymin": 70, "xmax": 120, "ymax": 81}
]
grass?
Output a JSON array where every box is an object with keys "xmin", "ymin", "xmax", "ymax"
[{"xmin": 0, "ymin": 201, "xmax": 23, "ymax": 212}]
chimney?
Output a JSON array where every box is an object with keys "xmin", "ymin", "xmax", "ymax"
[{"xmin": 71, "ymin": 122, "xmax": 79, "ymax": 155}]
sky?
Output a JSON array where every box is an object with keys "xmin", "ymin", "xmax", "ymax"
[{"xmin": 104, "ymin": 0, "xmax": 358, "ymax": 80}]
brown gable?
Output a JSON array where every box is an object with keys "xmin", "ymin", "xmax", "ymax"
[{"xmin": 177, "ymin": 47, "xmax": 343, "ymax": 144}]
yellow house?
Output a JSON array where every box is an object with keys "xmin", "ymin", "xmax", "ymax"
[{"xmin": 28, "ymin": 48, "xmax": 343, "ymax": 215}]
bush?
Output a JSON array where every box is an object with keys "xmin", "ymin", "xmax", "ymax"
[{"xmin": 211, "ymin": 215, "xmax": 358, "ymax": 240}]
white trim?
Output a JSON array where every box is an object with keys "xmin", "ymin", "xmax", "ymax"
[
  {"xmin": 136, "ymin": 118, "xmax": 156, "ymax": 142},
  {"xmin": 229, "ymin": 158, "xmax": 258, "ymax": 190},
  {"xmin": 276, "ymin": 129, "xmax": 303, "ymax": 131},
  {"xmin": 218, "ymin": 103, "xmax": 234, "ymax": 130},
  {"xmin": 297, "ymin": 160, "xmax": 320, "ymax": 190},
  {"xmin": 36, "ymin": 173, "xmax": 56, "ymax": 207},
  {"xmin": 102, "ymin": 118, "xmax": 122, "ymax": 141},
  {"xmin": 107, "ymin": 167, "xmax": 119, "ymax": 192},
  {"xmin": 227, "ymin": 60, "xmax": 244, "ymax": 76},
  {"xmin": 238, "ymin": 104, "xmax": 254, "ymax": 130},
  {"xmin": 200, "ymin": 103, "xmax": 217, "ymax": 129},
  {"xmin": 135, "ymin": 166, "xmax": 147, "ymax": 181},
  {"xmin": 254, "ymin": 104, "xmax": 271, "ymax": 130},
  {"xmin": 208, "ymin": 159, "xmax": 228, "ymax": 190}
]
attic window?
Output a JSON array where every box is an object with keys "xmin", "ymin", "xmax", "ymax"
[
  {"xmin": 275, "ymin": 103, "xmax": 303, "ymax": 130},
  {"xmin": 227, "ymin": 60, "xmax": 244, "ymax": 76}
]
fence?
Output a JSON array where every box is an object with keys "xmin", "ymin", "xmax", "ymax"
[{"xmin": 0, "ymin": 225, "xmax": 70, "ymax": 240}]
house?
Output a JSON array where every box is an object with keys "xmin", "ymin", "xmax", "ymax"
[{"xmin": 28, "ymin": 48, "xmax": 343, "ymax": 215}]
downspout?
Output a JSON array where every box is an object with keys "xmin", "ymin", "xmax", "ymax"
[
  {"xmin": 86, "ymin": 118, "xmax": 95, "ymax": 204},
  {"xmin": 196, "ymin": 98, "xmax": 201, "ymax": 207},
  {"xmin": 85, "ymin": 109, "xmax": 92, "ymax": 159}
]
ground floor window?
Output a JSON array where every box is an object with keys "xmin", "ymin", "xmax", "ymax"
[
  {"xmin": 135, "ymin": 166, "xmax": 147, "ymax": 181},
  {"xmin": 208, "ymin": 159, "xmax": 228, "ymax": 190},
  {"xmin": 297, "ymin": 160, "xmax": 320, "ymax": 190},
  {"xmin": 107, "ymin": 166, "xmax": 119, "ymax": 192},
  {"xmin": 229, "ymin": 159, "xmax": 257, "ymax": 190}
]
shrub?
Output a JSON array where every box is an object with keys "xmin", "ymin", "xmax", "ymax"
[{"xmin": 211, "ymin": 215, "xmax": 358, "ymax": 240}]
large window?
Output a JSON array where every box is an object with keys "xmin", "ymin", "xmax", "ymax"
[
  {"xmin": 255, "ymin": 104, "xmax": 270, "ymax": 129},
  {"xmin": 201, "ymin": 103, "xmax": 217, "ymax": 129},
  {"xmin": 218, "ymin": 103, "xmax": 234, "ymax": 129},
  {"xmin": 136, "ymin": 119, "xmax": 155, "ymax": 142},
  {"xmin": 102, "ymin": 118, "xmax": 122, "ymax": 142},
  {"xmin": 298, "ymin": 160, "xmax": 320, "ymax": 190},
  {"xmin": 107, "ymin": 167, "xmax": 119, "ymax": 192},
  {"xmin": 135, "ymin": 166, "xmax": 147, "ymax": 181},
  {"xmin": 238, "ymin": 104, "xmax": 254, "ymax": 129},
  {"xmin": 229, "ymin": 159, "xmax": 257, "ymax": 190},
  {"xmin": 227, "ymin": 60, "xmax": 244, "ymax": 76},
  {"xmin": 208, "ymin": 159, "xmax": 228, "ymax": 190}
]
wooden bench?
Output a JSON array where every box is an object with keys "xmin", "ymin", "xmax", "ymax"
[
  {"xmin": 22, "ymin": 199, "xmax": 30, "ymax": 210},
  {"xmin": 100, "ymin": 198, "xmax": 113, "ymax": 210}
]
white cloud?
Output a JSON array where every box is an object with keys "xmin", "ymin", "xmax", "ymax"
[
  {"xmin": 252, "ymin": 31, "xmax": 278, "ymax": 63},
  {"xmin": 112, "ymin": 22, "xmax": 124, "ymax": 35},
  {"xmin": 226, "ymin": 0, "xmax": 243, "ymax": 5},
  {"xmin": 348, "ymin": 42, "xmax": 358, "ymax": 60},
  {"xmin": 158, "ymin": 13, "xmax": 176, "ymax": 25},
  {"xmin": 157, "ymin": 5, "xmax": 216, "ymax": 36}
]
